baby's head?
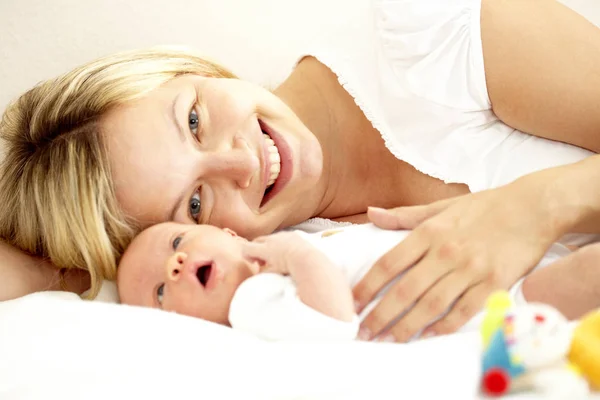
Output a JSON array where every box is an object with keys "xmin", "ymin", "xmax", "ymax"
[{"xmin": 117, "ymin": 222, "xmax": 260, "ymax": 325}]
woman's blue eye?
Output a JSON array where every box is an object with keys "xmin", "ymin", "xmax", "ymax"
[
  {"xmin": 189, "ymin": 191, "xmax": 202, "ymax": 221},
  {"xmin": 189, "ymin": 109, "xmax": 200, "ymax": 135},
  {"xmin": 157, "ymin": 284, "xmax": 165, "ymax": 305},
  {"xmin": 172, "ymin": 236, "xmax": 182, "ymax": 250}
]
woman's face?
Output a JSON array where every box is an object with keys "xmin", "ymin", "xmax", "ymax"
[{"xmin": 102, "ymin": 74, "xmax": 323, "ymax": 238}]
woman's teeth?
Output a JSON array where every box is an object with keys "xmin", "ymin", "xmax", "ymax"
[{"xmin": 263, "ymin": 133, "xmax": 281, "ymax": 187}]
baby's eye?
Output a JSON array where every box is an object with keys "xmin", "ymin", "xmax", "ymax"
[
  {"xmin": 189, "ymin": 108, "xmax": 200, "ymax": 136},
  {"xmin": 157, "ymin": 284, "xmax": 165, "ymax": 305},
  {"xmin": 172, "ymin": 236, "xmax": 183, "ymax": 250}
]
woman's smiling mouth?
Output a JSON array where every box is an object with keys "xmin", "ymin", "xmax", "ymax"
[
  {"xmin": 259, "ymin": 119, "xmax": 292, "ymax": 208},
  {"xmin": 263, "ymin": 133, "xmax": 281, "ymax": 186}
]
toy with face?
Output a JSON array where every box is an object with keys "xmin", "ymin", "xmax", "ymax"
[
  {"xmin": 481, "ymin": 294, "xmax": 590, "ymax": 398},
  {"xmin": 504, "ymin": 303, "xmax": 572, "ymax": 370}
]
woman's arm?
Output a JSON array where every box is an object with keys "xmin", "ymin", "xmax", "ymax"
[
  {"xmin": 482, "ymin": 0, "xmax": 600, "ymax": 153},
  {"xmin": 351, "ymin": 0, "xmax": 600, "ymax": 343},
  {"xmin": 0, "ymin": 241, "xmax": 90, "ymax": 301},
  {"xmin": 0, "ymin": 241, "xmax": 59, "ymax": 301},
  {"xmin": 354, "ymin": 154, "xmax": 600, "ymax": 342},
  {"xmin": 552, "ymin": 154, "xmax": 600, "ymax": 233}
]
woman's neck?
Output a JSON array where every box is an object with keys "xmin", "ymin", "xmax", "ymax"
[{"xmin": 273, "ymin": 57, "xmax": 352, "ymax": 221}]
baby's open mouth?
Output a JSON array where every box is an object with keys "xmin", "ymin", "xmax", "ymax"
[{"xmin": 196, "ymin": 264, "xmax": 213, "ymax": 287}]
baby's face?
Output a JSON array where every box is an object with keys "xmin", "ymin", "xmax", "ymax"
[{"xmin": 118, "ymin": 222, "xmax": 260, "ymax": 325}]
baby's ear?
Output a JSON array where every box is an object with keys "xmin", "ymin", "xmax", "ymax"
[{"xmin": 223, "ymin": 228, "xmax": 238, "ymax": 237}]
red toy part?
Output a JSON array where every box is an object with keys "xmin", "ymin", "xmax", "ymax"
[{"xmin": 482, "ymin": 368, "xmax": 511, "ymax": 396}]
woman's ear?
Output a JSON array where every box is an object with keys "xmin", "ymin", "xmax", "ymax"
[{"xmin": 223, "ymin": 228, "xmax": 238, "ymax": 237}]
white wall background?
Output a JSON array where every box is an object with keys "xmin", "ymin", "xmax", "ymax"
[{"xmin": 0, "ymin": 0, "xmax": 599, "ymax": 113}]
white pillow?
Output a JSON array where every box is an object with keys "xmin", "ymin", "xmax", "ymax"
[
  {"xmin": 84, "ymin": 280, "xmax": 120, "ymax": 304},
  {"xmin": 0, "ymin": 292, "xmax": 482, "ymax": 399}
]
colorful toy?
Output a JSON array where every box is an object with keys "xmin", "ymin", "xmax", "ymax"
[
  {"xmin": 569, "ymin": 309, "xmax": 600, "ymax": 390},
  {"xmin": 480, "ymin": 291, "xmax": 590, "ymax": 398}
]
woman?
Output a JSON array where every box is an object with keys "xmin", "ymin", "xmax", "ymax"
[{"xmin": 1, "ymin": 0, "xmax": 600, "ymax": 342}]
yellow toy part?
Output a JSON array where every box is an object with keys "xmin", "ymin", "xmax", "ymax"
[
  {"xmin": 568, "ymin": 309, "xmax": 600, "ymax": 390},
  {"xmin": 481, "ymin": 291, "xmax": 514, "ymax": 347},
  {"xmin": 566, "ymin": 361, "xmax": 583, "ymax": 377}
]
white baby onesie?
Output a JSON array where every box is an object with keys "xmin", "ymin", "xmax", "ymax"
[{"xmin": 228, "ymin": 224, "xmax": 570, "ymax": 342}]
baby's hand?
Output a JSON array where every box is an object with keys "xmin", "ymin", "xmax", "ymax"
[{"xmin": 243, "ymin": 232, "xmax": 317, "ymax": 275}]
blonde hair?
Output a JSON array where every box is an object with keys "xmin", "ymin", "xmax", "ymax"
[{"xmin": 0, "ymin": 48, "xmax": 237, "ymax": 298}]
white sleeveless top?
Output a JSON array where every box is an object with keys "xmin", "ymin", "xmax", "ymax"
[{"xmin": 292, "ymin": 0, "xmax": 596, "ymax": 245}]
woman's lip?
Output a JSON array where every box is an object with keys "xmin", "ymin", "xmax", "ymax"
[{"xmin": 258, "ymin": 119, "xmax": 292, "ymax": 208}]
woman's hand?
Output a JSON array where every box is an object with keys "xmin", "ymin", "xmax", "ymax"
[{"xmin": 352, "ymin": 173, "xmax": 575, "ymax": 342}]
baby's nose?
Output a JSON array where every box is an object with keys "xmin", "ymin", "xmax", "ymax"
[{"xmin": 166, "ymin": 252, "xmax": 187, "ymax": 281}]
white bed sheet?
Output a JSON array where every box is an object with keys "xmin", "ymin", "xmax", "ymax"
[{"xmin": 1, "ymin": 292, "xmax": 598, "ymax": 400}]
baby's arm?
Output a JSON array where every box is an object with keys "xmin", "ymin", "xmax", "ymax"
[
  {"xmin": 521, "ymin": 243, "xmax": 600, "ymax": 320},
  {"xmin": 244, "ymin": 232, "xmax": 355, "ymax": 322},
  {"xmin": 286, "ymin": 241, "xmax": 355, "ymax": 323}
]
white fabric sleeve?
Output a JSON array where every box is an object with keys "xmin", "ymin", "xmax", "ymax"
[
  {"xmin": 228, "ymin": 273, "xmax": 359, "ymax": 342},
  {"xmin": 374, "ymin": 0, "xmax": 490, "ymax": 111}
]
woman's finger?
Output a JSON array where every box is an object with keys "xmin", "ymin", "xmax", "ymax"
[
  {"xmin": 423, "ymin": 282, "xmax": 498, "ymax": 336},
  {"xmin": 382, "ymin": 269, "xmax": 478, "ymax": 342},
  {"xmin": 357, "ymin": 254, "xmax": 451, "ymax": 340},
  {"xmin": 352, "ymin": 228, "xmax": 429, "ymax": 313},
  {"xmin": 367, "ymin": 197, "xmax": 457, "ymax": 230}
]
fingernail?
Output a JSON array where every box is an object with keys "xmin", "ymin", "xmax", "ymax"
[
  {"xmin": 368, "ymin": 206, "xmax": 388, "ymax": 214},
  {"xmin": 378, "ymin": 334, "xmax": 396, "ymax": 343},
  {"xmin": 357, "ymin": 328, "xmax": 372, "ymax": 341}
]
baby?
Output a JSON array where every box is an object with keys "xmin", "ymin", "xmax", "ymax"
[{"xmin": 117, "ymin": 222, "xmax": 575, "ymax": 342}]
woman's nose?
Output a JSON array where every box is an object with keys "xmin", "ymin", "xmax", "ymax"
[
  {"xmin": 166, "ymin": 252, "xmax": 187, "ymax": 282},
  {"xmin": 204, "ymin": 137, "xmax": 259, "ymax": 188}
]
